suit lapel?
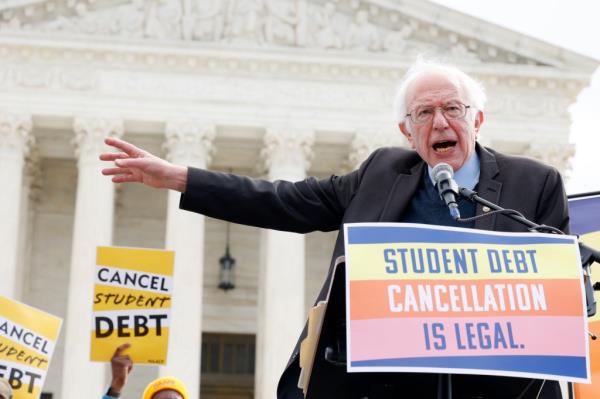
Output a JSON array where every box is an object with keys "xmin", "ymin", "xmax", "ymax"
[
  {"xmin": 376, "ymin": 145, "xmax": 502, "ymax": 227},
  {"xmin": 379, "ymin": 161, "xmax": 425, "ymax": 222},
  {"xmin": 474, "ymin": 145, "xmax": 502, "ymax": 231}
]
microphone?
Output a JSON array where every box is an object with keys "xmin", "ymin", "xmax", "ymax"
[{"xmin": 432, "ymin": 163, "xmax": 461, "ymax": 220}]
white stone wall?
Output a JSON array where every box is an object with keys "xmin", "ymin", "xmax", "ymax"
[
  {"xmin": 22, "ymin": 150, "xmax": 339, "ymax": 396},
  {"xmin": 25, "ymin": 158, "xmax": 77, "ymax": 398},
  {"xmin": 203, "ymin": 219, "xmax": 260, "ymax": 334},
  {"xmin": 1, "ymin": 1, "xmax": 595, "ymax": 397}
]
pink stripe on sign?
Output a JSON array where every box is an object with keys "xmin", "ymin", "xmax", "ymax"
[{"xmin": 350, "ymin": 316, "xmax": 586, "ymax": 362}]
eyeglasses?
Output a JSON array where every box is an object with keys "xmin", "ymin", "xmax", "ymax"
[{"xmin": 405, "ymin": 101, "xmax": 471, "ymax": 125}]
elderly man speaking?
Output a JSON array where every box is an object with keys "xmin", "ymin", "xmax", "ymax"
[{"xmin": 101, "ymin": 60, "xmax": 568, "ymax": 398}]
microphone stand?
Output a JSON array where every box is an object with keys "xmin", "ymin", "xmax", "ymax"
[
  {"xmin": 458, "ymin": 187, "xmax": 600, "ymax": 318},
  {"xmin": 456, "ymin": 187, "xmax": 600, "ymax": 399},
  {"xmin": 324, "ymin": 186, "xmax": 599, "ymax": 399}
]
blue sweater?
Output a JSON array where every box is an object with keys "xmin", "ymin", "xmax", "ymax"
[{"xmin": 401, "ymin": 169, "xmax": 475, "ymax": 228}]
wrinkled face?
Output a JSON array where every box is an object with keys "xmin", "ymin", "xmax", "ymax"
[{"xmin": 399, "ymin": 73, "xmax": 484, "ymax": 171}]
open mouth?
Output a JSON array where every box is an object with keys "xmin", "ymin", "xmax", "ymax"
[{"xmin": 432, "ymin": 140, "xmax": 457, "ymax": 153}]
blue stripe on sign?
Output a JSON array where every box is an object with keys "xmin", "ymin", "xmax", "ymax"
[
  {"xmin": 346, "ymin": 225, "xmax": 574, "ymax": 245},
  {"xmin": 351, "ymin": 355, "xmax": 587, "ymax": 378},
  {"xmin": 568, "ymin": 195, "xmax": 600, "ymax": 236}
]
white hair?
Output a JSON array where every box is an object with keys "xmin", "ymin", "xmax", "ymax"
[{"xmin": 393, "ymin": 59, "xmax": 487, "ymax": 124}]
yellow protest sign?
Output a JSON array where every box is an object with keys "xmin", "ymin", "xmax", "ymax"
[
  {"xmin": 0, "ymin": 296, "xmax": 62, "ymax": 399},
  {"xmin": 91, "ymin": 246, "xmax": 174, "ymax": 365}
]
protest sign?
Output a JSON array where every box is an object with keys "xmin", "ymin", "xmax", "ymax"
[
  {"xmin": 569, "ymin": 193, "xmax": 600, "ymax": 397},
  {"xmin": 344, "ymin": 223, "xmax": 589, "ymax": 382},
  {"xmin": 91, "ymin": 246, "xmax": 174, "ymax": 365},
  {"xmin": 0, "ymin": 296, "xmax": 62, "ymax": 399}
]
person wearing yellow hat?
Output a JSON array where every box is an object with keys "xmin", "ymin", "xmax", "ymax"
[
  {"xmin": 142, "ymin": 376, "xmax": 188, "ymax": 399},
  {"xmin": 102, "ymin": 343, "xmax": 188, "ymax": 399}
]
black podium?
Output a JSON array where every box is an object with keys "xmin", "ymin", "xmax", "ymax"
[{"xmin": 303, "ymin": 260, "xmax": 560, "ymax": 399}]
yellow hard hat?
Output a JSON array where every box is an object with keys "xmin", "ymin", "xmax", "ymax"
[{"xmin": 142, "ymin": 376, "xmax": 188, "ymax": 399}]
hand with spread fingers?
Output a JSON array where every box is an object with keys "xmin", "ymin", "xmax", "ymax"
[{"xmin": 100, "ymin": 137, "xmax": 188, "ymax": 192}]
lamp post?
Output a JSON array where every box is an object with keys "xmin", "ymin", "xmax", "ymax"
[{"xmin": 218, "ymin": 222, "xmax": 236, "ymax": 291}]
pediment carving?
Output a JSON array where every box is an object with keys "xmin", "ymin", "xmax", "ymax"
[{"xmin": 0, "ymin": 0, "xmax": 558, "ymax": 67}]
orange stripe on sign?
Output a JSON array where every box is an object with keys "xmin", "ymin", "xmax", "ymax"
[
  {"xmin": 350, "ymin": 279, "xmax": 583, "ymax": 319},
  {"xmin": 574, "ymin": 319, "xmax": 600, "ymax": 399}
]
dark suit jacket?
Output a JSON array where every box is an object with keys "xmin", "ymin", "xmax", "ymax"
[{"xmin": 180, "ymin": 144, "xmax": 569, "ymax": 398}]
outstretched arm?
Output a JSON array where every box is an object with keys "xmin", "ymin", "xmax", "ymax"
[{"xmin": 100, "ymin": 137, "xmax": 188, "ymax": 192}]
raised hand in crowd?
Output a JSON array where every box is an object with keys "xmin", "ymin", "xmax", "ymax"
[{"xmin": 107, "ymin": 343, "xmax": 133, "ymax": 397}]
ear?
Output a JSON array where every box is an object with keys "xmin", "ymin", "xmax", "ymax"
[
  {"xmin": 399, "ymin": 122, "xmax": 415, "ymax": 148},
  {"xmin": 473, "ymin": 111, "xmax": 484, "ymax": 138}
]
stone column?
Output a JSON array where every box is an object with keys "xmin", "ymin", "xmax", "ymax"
[
  {"xmin": 0, "ymin": 113, "xmax": 33, "ymax": 298},
  {"xmin": 255, "ymin": 128, "xmax": 314, "ymax": 399},
  {"xmin": 348, "ymin": 127, "xmax": 405, "ymax": 170},
  {"xmin": 15, "ymin": 148, "xmax": 41, "ymax": 300},
  {"xmin": 525, "ymin": 142, "xmax": 575, "ymax": 177},
  {"xmin": 61, "ymin": 117, "xmax": 123, "ymax": 399},
  {"xmin": 160, "ymin": 120, "xmax": 215, "ymax": 399}
]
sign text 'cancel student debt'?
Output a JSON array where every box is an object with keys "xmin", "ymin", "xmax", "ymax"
[{"xmin": 91, "ymin": 246, "xmax": 174, "ymax": 365}]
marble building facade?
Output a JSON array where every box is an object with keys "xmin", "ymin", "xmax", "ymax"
[{"xmin": 0, "ymin": 0, "xmax": 597, "ymax": 398}]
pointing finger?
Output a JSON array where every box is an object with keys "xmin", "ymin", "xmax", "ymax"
[
  {"xmin": 113, "ymin": 342, "xmax": 131, "ymax": 357},
  {"xmin": 114, "ymin": 158, "xmax": 151, "ymax": 169},
  {"xmin": 104, "ymin": 137, "xmax": 146, "ymax": 158},
  {"xmin": 112, "ymin": 175, "xmax": 141, "ymax": 184},
  {"xmin": 102, "ymin": 167, "xmax": 133, "ymax": 176},
  {"xmin": 99, "ymin": 153, "xmax": 129, "ymax": 161}
]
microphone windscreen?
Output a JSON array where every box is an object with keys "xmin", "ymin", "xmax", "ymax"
[{"xmin": 432, "ymin": 162, "xmax": 454, "ymax": 185}]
